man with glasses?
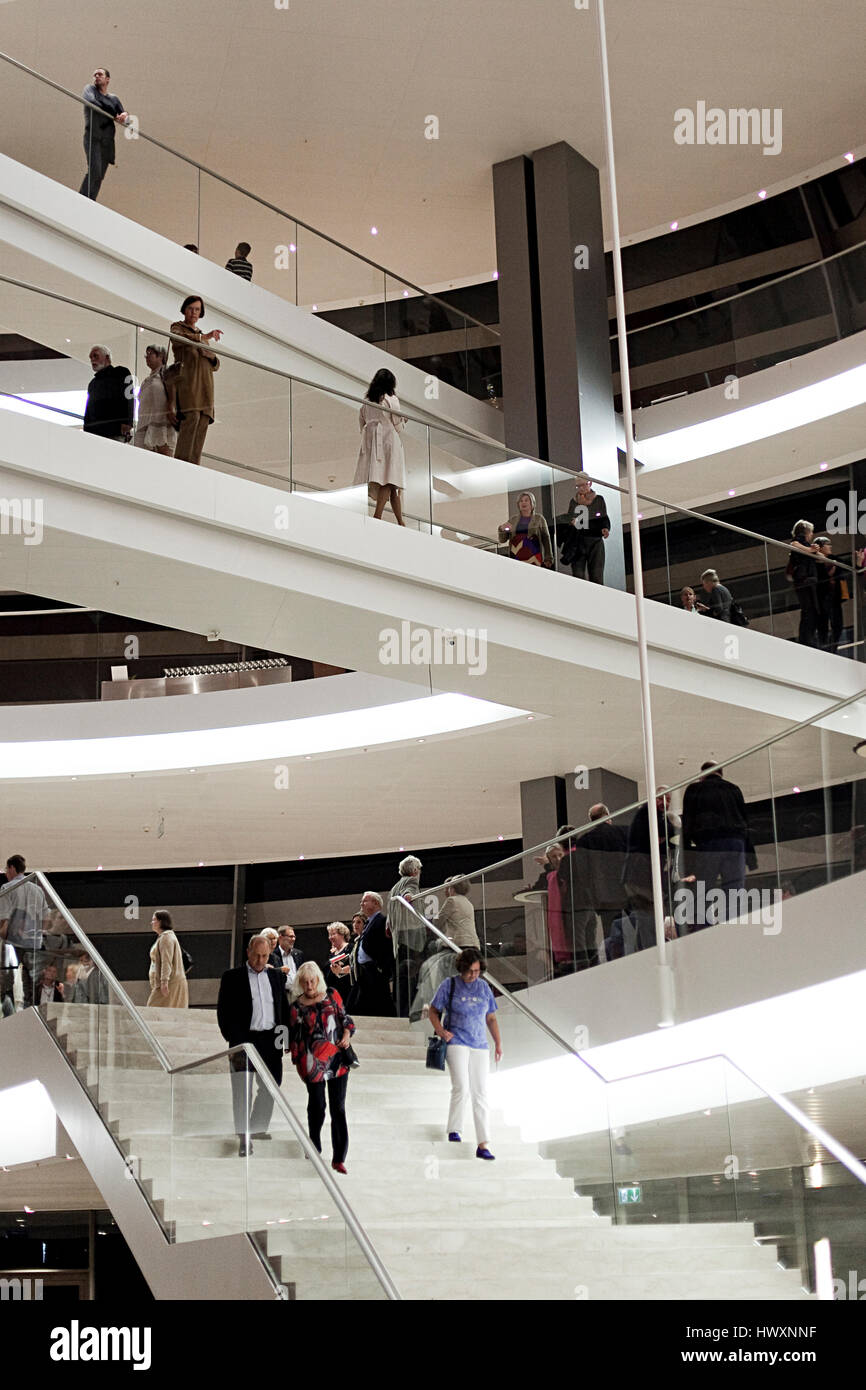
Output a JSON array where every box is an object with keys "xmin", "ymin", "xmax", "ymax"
[{"xmin": 79, "ymin": 67, "xmax": 128, "ymax": 200}]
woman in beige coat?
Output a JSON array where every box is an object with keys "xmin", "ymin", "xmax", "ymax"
[
  {"xmin": 169, "ymin": 295, "xmax": 222, "ymax": 466},
  {"xmin": 146, "ymin": 910, "xmax": 189, "ymax": 1008}
]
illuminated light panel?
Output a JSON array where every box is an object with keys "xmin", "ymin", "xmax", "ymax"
[
  {"xmin": 0, "ymin": 693, "xmax": 530, "ymax": 779},
  {"xmin": 0, "ymin": 390, "xmax": 86, "ymax": 426},
  {"xmin": 638, "ymin": 363, "xmax": 866, "ymax": 467},
  {"xmin": 0, "ymin": 1082, "xmax": 56, "ymax": 1166}
]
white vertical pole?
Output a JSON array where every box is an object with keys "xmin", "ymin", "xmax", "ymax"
[{"xmin": 594, "ymin": 0, "xmax": 672, "ymax": 1018}]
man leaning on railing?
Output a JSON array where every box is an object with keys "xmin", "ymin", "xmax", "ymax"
[{"xmin": 79, "ymin": 66, "xmax": 129, "ymax": 201}]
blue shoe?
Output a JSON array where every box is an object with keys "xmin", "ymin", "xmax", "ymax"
[
  {"xmin": 476, "ymin": 1146, "xmax": 495, "ymax": 1161},
  {"xmin": 448, "ymin": 1132, "xmax": 462, "ymax": 1143}
]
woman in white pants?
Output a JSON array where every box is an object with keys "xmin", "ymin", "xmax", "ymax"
[{"xmin": 428, "ymin": 948, "xmax": 502, "ymax": 1160}]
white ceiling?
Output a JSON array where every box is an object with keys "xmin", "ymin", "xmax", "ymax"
[{"xmin": 0, "ymin": 0, "xmax": 864, "ymax": 297}]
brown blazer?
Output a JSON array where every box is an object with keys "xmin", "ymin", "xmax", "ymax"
[{"xmin": 169, "ymin": 321, "xmax": 220, "ymax": 420}]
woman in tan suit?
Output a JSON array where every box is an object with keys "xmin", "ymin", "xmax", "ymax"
[
  {"xmin": 146, "ymin": 910, "xmax": 188, "ymax": 1008},
  {"xmin": 169, "ymin": 295, "xmax": 223, "ymax": 466}
]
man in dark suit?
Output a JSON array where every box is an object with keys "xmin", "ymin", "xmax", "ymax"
[
  {"xmin": 271, "ymin": 925, "xmax": 304, "ymax": 991},
  {"xmin": 217, "ymin": 935, "xmax": 289, "ymax": 1156},
  {"xmin": 348, "ymin": 892, "xmax": 395, "ymax": 1016}
]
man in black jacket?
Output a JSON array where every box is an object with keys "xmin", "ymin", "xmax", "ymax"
[
  {"xmin": 348, "ymin": 891, "xmax": 394, "ymax": 1016},
  {"xmin": 558, "ymin": 473, "xmax": 611, "ymax": 584},
  {"xmin": 83, "ymin": 347, "xmax": 134, "ymax": 442},
  {"xmin": 623, "ymin": 790, "xmax": 678, "ymax": 951},
  {"xmin": 217, "ymin": 935, "xmax": 289, "ymax": 1155},
  {"xmin": 79, "ymin": 67, "xmax": 128, "ymax": 200},
  {"xmin": 271, "ymin": 925, "xmax": 304, "ymax": 991},
  {"xmin": 681, "ymin": 762, "xmax": 757, "ymax": 928}
]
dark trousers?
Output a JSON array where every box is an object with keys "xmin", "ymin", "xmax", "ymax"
[
  {"xmin": 306, "ymin": 1073, "xmax": 348, "ymax": 1164},
  {"xmin": 795, "ymin": 583, "xmax": 821, "ymax": 647},
  {"xmin": 348, "ymin": 960, "xmax": 395, "ymax": 1017},
  {"xmin": 570, "ymin": 537, "xmax": 605, "ymax": 585},
  {"xmin": 230, "ymin": 1030, "xmax": 283, "ymax": 1136},
  {"xmin": 79, "ymin": 138, "xmax": 112, "ymax": 200},
  {"xmin": 692, "ymin": 838, "xmax": 747, "ymax": 927}
]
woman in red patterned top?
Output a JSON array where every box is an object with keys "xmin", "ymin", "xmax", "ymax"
[{"xmin": 289, "ymin": 961, "xmax": 355, "ymax": 1173}]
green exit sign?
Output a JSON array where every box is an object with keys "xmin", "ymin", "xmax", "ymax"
[{"xmin": 617, "ymin": 1185, "xmax": 642, "ymax": 1205}]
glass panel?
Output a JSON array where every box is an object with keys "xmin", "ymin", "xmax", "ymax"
[
  {"xmin": 296, "ymin": 227, "xmax": 383, "ymax": 322},
  {"xmin": 169, "ymin": 1050, "xmax": 388, "ymax": 1299},
  {"xmin": 199, "ymin": 172, "xmax": 297, "ymax": 306},
  {"xmin": 621, "ymin": 243, "xmax": 866, "ymax": 412}
]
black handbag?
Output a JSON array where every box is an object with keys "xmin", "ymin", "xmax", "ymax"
[
  {"xmin": 426, "ymin": 976, "xmax": 455, "ymax": 1071},
  {"xmin": 342, "ymin": 1044, "xmax": 360, "ymax": 1069}
]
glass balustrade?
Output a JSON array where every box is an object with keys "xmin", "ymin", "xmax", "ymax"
[
  {"xmin": 0, "ymin": 52, "xmax": 496, "ymax": 400},
  {"xmin": 1, "ymin": 270, "xmax": 862, "ymax": 663},
  {"xmin": 0, "ymin": 871, "xmax": 399, "ymax": 1299}
]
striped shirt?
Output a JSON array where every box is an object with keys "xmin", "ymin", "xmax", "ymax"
[{"xmin": 225, "ymin": 257, "xmax": 253, "ymax": 281}]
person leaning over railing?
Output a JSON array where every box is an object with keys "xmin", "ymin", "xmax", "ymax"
[
  {"xmin": 428, "ymin": 948, "xmax": 502, "ymax": 1161},
  {"xmin": 786, "ymin": 520, "xmax": 823, "ymax": 648},
  {"xmin": 78, "ymin": 66, "xmax": 128, "ymax": 201}
]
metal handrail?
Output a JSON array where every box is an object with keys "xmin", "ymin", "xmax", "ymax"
[
  {"xmin": 170, "ymin": 1041, "xmax": 402, "ymax": 1300},
  {"xmin": 396, "ymin": 898, "xmax": 866, "ymax": 1188},
  {"xmin": 616, "ymin": 237, "xmax": 866, "ymax": 340},
  {"xmin": 0, "ymin": 870, "xmax": 401, "ymax": 1300},
  {"xmin": 1, "ymin": 271, "xmax": 856, "ymax": 574},
  {"xmin": 412, "ymin": 681, "xmax": 866, "ymax": 900},
  {"xmin": 0, "ymin": 50, "xmax": 497, "ymax": 340}
]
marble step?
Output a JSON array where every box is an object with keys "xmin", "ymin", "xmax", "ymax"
[
  {"xmin": 117, "ymin": 1134, "xmax": 538, "ymax": 1164},
  {"xmin": 160, "ymin": 1189, "xmax": 596, "ymax": 1224}
]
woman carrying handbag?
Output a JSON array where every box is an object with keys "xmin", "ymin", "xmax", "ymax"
[
  {"xmin": 428, "ymin": 948, "xmax": 502, "ymax": 1161},
  {"xmin": 288, "ymin": 962, "xmax": 356, "ymax": 1173}
]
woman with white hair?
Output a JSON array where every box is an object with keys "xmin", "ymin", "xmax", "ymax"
[
  {"xmin": 288, "ymin": 961, "xmax": 355, "ymax": 1173},
  {"xmin": 498, "ymin": 491, "xmax": 553, "ymax": 567},
  {"xmin": 135, "ymin": 344, "xmax": 177, "ymax": 456},
  {"xmin": 388, "ymin": 854, "xmax": 426, "ymax": 1016}
]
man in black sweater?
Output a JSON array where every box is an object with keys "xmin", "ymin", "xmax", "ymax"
[
  {"xmin": 83, "ymin": 346, "xmax": 134, "ymax": 442},
  {"xmin": 79, "ymin": 67, "xmax": 128, "ymax": 200},
  {"xmin": 558, "ymin": 473, "xmax": 611, "ymax": 584},
  {"xmin": 681, "ymin": 762, "xmax": 757, "ymax": 928}
]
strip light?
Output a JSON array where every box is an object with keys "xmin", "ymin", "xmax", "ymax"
[
  {"xmin": 0, "ymin": 693, "xmax": 529, "ymax": 779},
  {"xmin": 638, "ymin": 362, "xmax": 866, "ymax": 467}
]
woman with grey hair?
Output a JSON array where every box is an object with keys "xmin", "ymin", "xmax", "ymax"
[
  {"xmin": 696, "ymin": 568, "xmax": 733, "ymax": 622},
  {"xmin": 388, "ymin": 854, "xmax": 424, "ymax": 1016},
  {"xmin": 135, "ymin": 345, "xmax": 177, "ymax": 456}
]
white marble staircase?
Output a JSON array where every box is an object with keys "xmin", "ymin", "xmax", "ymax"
[{"xmin": 43, "ymin": 1004, "xmax": 812, "ymax": 1301}]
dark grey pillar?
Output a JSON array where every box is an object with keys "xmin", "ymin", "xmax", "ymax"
[
  {"xmin": 492, "ymin": 156, "xmax": 546, "ymax": 459},
  {"xmin": 566, "ymin": 768, "xmax": 638, "ymax": 831},
  {"xmin": 532, "ymin": 141, "xmax": 625, "ymax": 591},
  {"xmin": 520, "ymin": 775, "xmax": 569, "ymax": 854}
]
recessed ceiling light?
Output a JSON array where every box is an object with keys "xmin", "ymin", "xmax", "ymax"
[
  {"xmin": 23, "ymin": 1205, "xmax": 34, "ymax": 1213},
  {"xmin": 819, "ymin": 461, "xmax": 829, "ymax": 470},
  {"xmin": 793, "ymin": 785, "xmax": 801, "ymax": 793},
  {"xmin": 497, "ymin": 835, "xmax": 504, "ymax": 841},
  {"xmin": 289, "ymin": 243, "xmax": 296, "ymax": 252},
  {"xmin": 402, "ymin": 290, "xmax": 409, "ymax": 297},
  {"xmin": 370, "ymin": 226, "xmax": 378, "ymax": 236},
  {"xmin": 417, "ymin": 738, "xmax": 425, "ymax": 743},
  {"xmin": 844, "ymin": 152, "xmax": 854, "ymax": 163},
  {"xmin": 311, "ymin": 304, "xmax": 318, "ymax": 312},
  {"xmin": 758, "ymin": 189, "xmax": 767, "ymax": 200},
  {"xmin": 97, "ymin": 865, "xmax": 103, "ymax": 871},
  {"xmin": 298, "ymin": 854, "xmax": 305, "ymax": 860},
  {"xmin": 728, "ymin": 488, "xmax": 736, "ymax": 497},
  {"xmin": 492, "ymin": 270, "xmax": 499, "ymax": 280},
  {"xmin": 669, "ymin": 220, "xmax": 679, "ymax": 231}
]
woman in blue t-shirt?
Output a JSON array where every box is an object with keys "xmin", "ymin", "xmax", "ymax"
[{"xmin": 429, "ymin": 948, "xmax": 503, "ymax": 1160}]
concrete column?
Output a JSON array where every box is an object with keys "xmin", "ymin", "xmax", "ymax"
[
  {"xmin": 532, "ymin": 141, "xmax": 625, "ymax": 591},
  {"xmin": 566, "ymin": 768, "xmax": 638, "ymax": 830}
]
